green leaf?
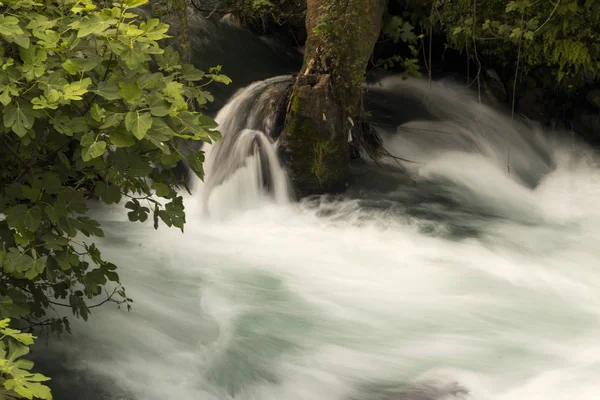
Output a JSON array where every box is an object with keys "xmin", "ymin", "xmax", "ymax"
[
  {"xmin": 198, "ymin": 115, "xmax": 219, "ymax": 130},
  {"xmin": 3, "ymin": 248, "xmax": 33, "ymax": 275},
  {"xmin": 63, "ymin": 78, "xmax": 92, "ymax": 101},
  {"xmin": 24, "ymin": 207, "xmax": 42, "ymax": 232},
  {"xmin": 44, "ymin": 205, "xmax": 59, "ymax": 225},
  {"xmin": 118, "ymin": 82, "xmax": 142, "ymax": 104},
  {"xmin": 57, "ymin": 187, "xmax": 87, "ymax": 214},
  {"xmin": 0, "ymin": 296, "xmax": 29, "ymax": 319},
  {"xmin": 0, "ymin": 84, "xmax": 19, "ymax": 106},
  {"xmin": 53, "ymin": 114, "xmax": 87, "ymax": 136},
  {"xmin": 77, "ymin": 217, "xmax": 104, "ymax": 237},
  {"xmin": 187, "ymin": 151, "xmax": 205, "ymax": 180},
  {"xmin": 151, "ymin": 182, "xmax": 172, "ymax": 198},
  {"xmin": 148, "ymin": 95, "xmax": 171, "ymax": 117},
  {"xmin": 62, "ymin": 59, "xmax": 79, "ymax": 75},
  {"xmin": 155, "ymin": 46, "xmax": 180, "ymax": 71},
  {"xmin": 25, "ymin": 257, "xmax": 47, "ymax": 280},
  {"xmin": 3, "ymin": 103, "xmax": 35, "ymax": 138},
  {"xmin": 196, "ymin": 90, "xmax": 214, "ymax": 106},
  {"xmin": 140, "ymin": 18, "xmax": 170, "ymax": 41},
  {"xmin": 41, "ymin": 173, "xmax": 62, "ymax": 194},
  {"xmin": 125, "ymin": 111, "xmax": 152, "ymax": 140},
  {"xmin": 6, "ymin": 205, "xmax": 28, "ymax": 230},
  {"xmin": 21, "ymin": 186, "xmax": 41, "ymax": 202},
  {"xmin": 71, "ymin": 14, "xmax": 116, "ymax": 38},
  {"xmin": 94, "ymin": 182, "xmax": 122, "ymax": 205},
  {"xmin": 110, "ymin": 127, "xmax": 135, "ymax": 147},
  {"xmin": 181, "ymin": 64, "xmax": 205, "ymax": 81},
  {"xmin": 120, "ymin": 46, "xmax": 144, "ymax": 69},
  {"xmin": 158, "ymin": 196, "xmax": 185, "ymax": 232},
  {"xmin": 12, "ymin": 34, "xmax": 31, "ymax": 49},
  {"xmin": 84, "ymin": 269, "xmax": 107, "ymax": 294},
  {"xmin": 125, "ymin": 200, "xmax": 149, "ymax": 222},
  {"xmin": 146, "ymin": 118, "xmax": 175, "ymax": 149},
  {"xmin": 206, "ymin": 73, "xmax": 232, "ymax": 85},
  {"xmin": 0, "ymin": 16, "xmax": 24, "ymax": 37},
  {"xmin": 123, "ymin": 0, "xmax": 149, "ymax": 7},
  {"xmin": 80, "ymin": 132, "xmax": 95, "ymax": 147},
  {"xmin": 82, "ymin": 141, "xmax": 107, "ymax": 161},
  {"xmin": 20, "ymin": 46, "xmax": 47, "ymax": 81},
  {"xmin": 4, "ymin": 373, "xmax": 52, "ymax": 400},
  {"xmin": 95, "ymin": 81, "xmax": 121, "ymax": 101},
  {"xmin": 100, "ymin": 112, "xmax": 123, "ymax": 129},
  {"xmin": 91, "ymin": 104, "xmax": 106, "ymax": 122}
]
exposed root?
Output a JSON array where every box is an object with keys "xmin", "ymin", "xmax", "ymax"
[{"xmin": 351, "ymin": 119, "xmax": 420, "ymax": 167}]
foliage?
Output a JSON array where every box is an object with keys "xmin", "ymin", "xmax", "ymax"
[
  {"xmin": 434, "ymin": 0, "xmax": 600, "ymax": 90},
  {"xmin": 192, "ymin": 0, "xmax": 306, "ymax": 32},
  {"xmin": 377, "ymin": 15, "xmax": 421, "ymax": 79},
  {"xmin": 0, "ymin": 318, "xmax": 51, "ymax": 399},
  {"xmin": 0, "ymin": 0, "xmax": 228, "ymax": 332},
  {"xmin": 234, "ymin": 0, "xmax": 306, "ymax": 25}
]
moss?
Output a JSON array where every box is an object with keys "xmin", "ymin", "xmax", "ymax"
[
  {"xmin": 282, "ymin": 88, "xmax": 345, "ymax": 193},
  {"xmin": 311, "ymin": 139, "xmax": 338, "ymax": 185}
]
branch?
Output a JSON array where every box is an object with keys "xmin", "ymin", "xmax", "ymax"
[{"xmin": 534, "ymin": 0, "xmax": 561, "ymax": 33}]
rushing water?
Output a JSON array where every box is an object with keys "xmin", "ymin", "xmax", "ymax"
[{"xmin": 37, "ymin": 74, "xmax": 600, "ymax": 400}]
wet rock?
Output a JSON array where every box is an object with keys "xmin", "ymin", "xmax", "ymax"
[
  {"xmin": 483, "ymin": 68, "xmax": 507, "ymax": 103},
  {"xmin": 586, "ymin": 89, "xmax": 600, "ymax": 109},
  {"xmin": 573, "ymin": 108, "xmax": 600, "ymax": 144},
  {"xmin": 350, "ymin": 381, "xmax": 469, "ymax": 400}
]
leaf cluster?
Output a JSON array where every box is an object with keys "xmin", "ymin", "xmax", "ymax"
[
  {"xmin": 0, "ymin": 0, "xmax": 228, "ymax": 332},
  {"xmin": 435, "ymin": 0, "xmax": 600, "ymax": 89},
  {"xmin": 0, "ymin": 318, "xmax": 51, "ymax": 399}
]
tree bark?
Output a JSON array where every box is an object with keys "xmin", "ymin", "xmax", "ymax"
[{"xmin": 279, "ymin": 0, "xmax": 386, "ymax": 196}]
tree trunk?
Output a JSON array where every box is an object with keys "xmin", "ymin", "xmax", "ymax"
[{"xmin": 279, "ymin": 0, "xmax": 386, "ymax": 196}]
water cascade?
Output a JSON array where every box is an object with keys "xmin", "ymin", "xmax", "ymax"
[
  {"xmin": 199, "ymin": 76, "xmax": 292, "ymax": 216},
  {"xmin": 38, "ymin": 68, "xmax": 600, "ymax": 400}
]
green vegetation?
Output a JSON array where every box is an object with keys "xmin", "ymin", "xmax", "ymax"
[
  {"xmin": 377, "ymin": 15, "xmax": 421, "ymax": 78},
  {"xmin": 0, "ymin": 318, "xmax": 50, "ymax": 400},
  {"xmin": 0, "ymin": 0, "xmax": 227, "ymax": 343},
  {"xmin": 193, "ymin": 0, "xmax": 306, "ymax": 33},
  {"xmin": 311, "ymin": 140, "xmax": 338, "ymax": 185},
  {"xmin": 432, "ymin": 0, "xmax": 600, "ymax": 90}
]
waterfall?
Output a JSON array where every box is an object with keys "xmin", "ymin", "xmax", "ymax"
[
  {"xmin": 197, "ymin": 77, "xmax": 292, "ymax": 216},
  {"xmin": 364, "ymin": 76, "xmax": 558, "ymax": 189}
]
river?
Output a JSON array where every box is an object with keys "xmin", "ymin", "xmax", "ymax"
[{"xmin": 36, "ymin": 14, "xmax": 600, "ymax": 400}]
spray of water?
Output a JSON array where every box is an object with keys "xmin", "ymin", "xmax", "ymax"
[{"xmin": 39, "ymin": 77, "xmax": 600, "ymax": 400}]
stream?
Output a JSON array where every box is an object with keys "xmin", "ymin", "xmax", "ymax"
[{"xmin": 36, "ymin": 14, "xmax": 600, "ymax": 400}]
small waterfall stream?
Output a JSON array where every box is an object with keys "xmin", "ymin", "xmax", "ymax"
[{"xmin": 199, "ymin": 77, "xmax": 292, "ymax": 216}]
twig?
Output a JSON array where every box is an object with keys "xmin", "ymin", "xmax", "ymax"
[
  {"xmin": 465, "ymin": 36, "xmax": 470, "ymax": 84},
  {"xmin": 472, "ymin": 0, "xmax": 482, "ymax": 103},
  {"xmin": 508, "ymin": 7, "xmax": 526, "ymax": 174},
  {"xmin": 534, "ymin": 0, "xmax": 561, "ymax": 33},
  {"xmin": 428, "ymin": 1, "xmax": 434, "ymax": 92}
]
